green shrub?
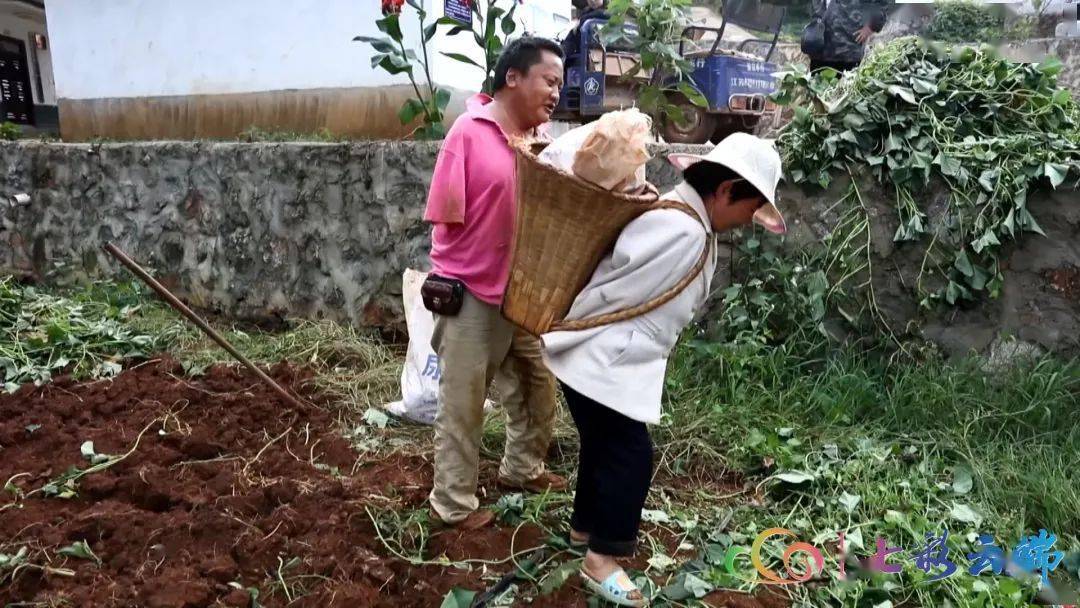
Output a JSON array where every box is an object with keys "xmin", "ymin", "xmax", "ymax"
[
  {"xmin": 926, "ymin": 0, "xmax": 1005, "ymax": 42},
  {"xmin": 0, "ymin": 122, "xmax": 20, "ymax": 141}
]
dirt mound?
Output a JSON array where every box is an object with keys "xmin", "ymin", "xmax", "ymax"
[
  {"xmin": 0, "ymin": 358, "xmax": 490, "ymax": 607},
  {"xmin": 0, "ymin": 358, "xmax": 787, "ymax": 607}
]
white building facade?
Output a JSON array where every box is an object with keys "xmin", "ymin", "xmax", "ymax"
[
  {"xmin": 44, "ymin": 0, "xmax": 571, "ymax": 140},
  {"xmin": 0, "ymin": 0, "xmax": 56, "ymax": 130}
]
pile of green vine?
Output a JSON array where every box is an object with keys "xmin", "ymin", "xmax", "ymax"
[
  {"xmin": 774, "ymin": 37, "xmax": 1080, "ymax": 306},
  {"xmin": 0, "ymin": 278, "xmax": 158, "ymax": 391}
]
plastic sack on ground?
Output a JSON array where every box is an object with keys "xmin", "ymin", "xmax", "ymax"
[
  {"xmin": 384, "ymin": 269, "xmax": 494, "ymax": 424},
  {"xmin": 538, "ymin": 108, "xmax": 652, "ymax": 193}
]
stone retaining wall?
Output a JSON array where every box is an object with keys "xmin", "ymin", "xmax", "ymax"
[{"xmin": 1, "ymin": 141, "xmax": 1077, "ymax": 355}]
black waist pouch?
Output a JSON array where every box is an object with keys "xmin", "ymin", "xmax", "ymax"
[{"xmin": 421, "ymin": 274, "xmax": 465, "ymax": 316}]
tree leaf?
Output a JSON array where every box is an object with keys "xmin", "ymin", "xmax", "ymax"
[
  {"xmin": 1038, "ymin": 56, "xmax": 1063, "ymax": 77},
  {"xmin": 912, "ymin": 78, "xmax": 938, "ymax": 95},
  {"xmin": 424, "ymin": 22, "xmax": 438, "ymax": 42},
  {"xmin": 936, "ymin": 154, "xmax": 962, "ymax": 177},
  {"xmin": 436, "ymin": 16, "xmax": 467, "ymax": 29},
  {"xmin": 376, "ymin": 14, "xmax": 404, "ymax": 40},
  {"xmin": 946, "ymin": 280, "xmax": 962, "ymax": 305},
  {"xmin": 683, "ymin": 573, "xmax": 714, "ymax": 598},
  {"xmin": 887, "ymin": 85, "xmax": 917, "ymax": 105},
  {"xmin": 439, "ymin": 588, "xmax": 477, "ymax": 608},
  {"xmin": 775, "ymin": 471, "xmax": 816, "ymax": 484},
  {"xmin": 434, "ymin": 88, "xmax": 452, "ymax": 112},
  {"xmin": 353, "ymin": 35, "xmax": 396, "ymax": 54},
  {"xmin": 363, "ymin": 408, "xmax": 390, "ymax": 429},
  {"xmin": 838, "ymin": 492, "xmax": 861, "ymax": 514},
  {"xmin": 677, "ymin": 82, "xmax": 707, "ymax": 107},
  {"xmin": 971, "ymin": 229, "xmax": 1000, "ymax": 253},
  {"xmin": 952, "ymin": 466, "xmax": 974, "ymax": 495},
  {"xmin": 954, "ymin": 250, "xmax": 974, "ymax": 278},
  {"xmin": 397, "ymin": 98, "xmax": 425, "ymax": 125},
  {"xmin": 378, "ymin": 54, "xmax": 413, "ymax": 75},
  {"xmin": 949, "ymin": 502, "xmax": 982, "ymax": 524},
  {"xmin": 661, "ymin": 574, "xmax": 692, "ymax": 601},
  {"xmin": 842, "ymin": 113, "xmax": 866, "ymax": 130},
  {"xmin": 1044, "ymin": 162, "xmax": 1068, "ymax": 188},
  {"xmin": 1018, "ymin": 207, "xmax": 1046, "ymax": 236},
  {"xmin": 58, "ymin": 540, "xmax": 101, "ymax": 565},
  {"xmin": 1002, "ymin": 207, "xmax": 1016, "ymax": 236},
  {"xmin": 540, "ymin": 559, "xmax": 581, "ymax": 595},
  {"xmin": 440, "ymin": 52, "xmax": 484, "ymax": 70},
  {"xmin": 647, "ymin": 552, "xmax": 677, "ymax": 572}
]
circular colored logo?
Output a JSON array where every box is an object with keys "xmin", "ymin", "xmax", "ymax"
[{"xmin": 584, "ymin": 77, "xmax": 600, "ymax": 96}]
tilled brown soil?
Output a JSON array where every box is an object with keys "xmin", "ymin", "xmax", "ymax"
[{"xmin": 0, "ymin": 357, "xmax": 787, "ymax": 607}]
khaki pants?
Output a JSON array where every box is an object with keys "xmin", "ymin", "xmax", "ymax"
[{"xmin": 429, "ymin": 291, "xmax": 557, "ymax": 523}]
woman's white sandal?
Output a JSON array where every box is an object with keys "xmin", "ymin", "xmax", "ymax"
[{"xmin": 580, "ymin": 568, "xmax": 647, "ymax": 607}]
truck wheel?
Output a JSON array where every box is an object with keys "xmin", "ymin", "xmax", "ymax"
[
  {"xmin": 712, "ymin": 115, "xmax": 761, "ymax": 143},
  {"xmin": 661, "ymin": 100, "xmax": 716, "ymax": 144}
]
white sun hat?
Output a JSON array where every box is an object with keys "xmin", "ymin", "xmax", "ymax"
[{"xmin": 667, "ymin": 132, "xmax": 787, "ymax": 235}]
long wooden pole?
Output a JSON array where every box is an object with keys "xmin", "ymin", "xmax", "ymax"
[{"xmin": 102, "ymin": 242, "xmax": 307, "ymax": 410}]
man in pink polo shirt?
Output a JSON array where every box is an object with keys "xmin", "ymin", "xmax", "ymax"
[{"xmin": 425, "ymin": 37, "xmax": 566, "ymax": 529}]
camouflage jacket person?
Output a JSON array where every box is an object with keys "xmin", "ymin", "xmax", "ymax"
[{"xmin": 810, "ymin": 0, "xmax": 889, "ymax": 64}]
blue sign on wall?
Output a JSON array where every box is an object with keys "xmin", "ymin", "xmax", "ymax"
[{"xmin": 445, "ymin": 0, "xmax": 472, "ymax": 25}]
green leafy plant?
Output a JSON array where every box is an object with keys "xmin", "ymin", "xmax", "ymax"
[
  {"xmin": 602, "ymin": 0, "xmax": 707, "ymax": 125},
  {"xmin": 355, "ymin": 0, "xmax": 450, "ymax": 139},
  {"xmin": 438, "ymin": 0, "xmax": 518, "ymax": 96},
  {"xmin": 0, "ymin": 278, "xmax": 160, "ymax": 391},
  {"xmin": 926, "ymin": 0, "xmax": 1006, "ymax": 43},
  {"xmin": 36, "ymin": 420, "xmax": 161, "ymax": 500},
  {"xmin": 57, "ymin": 540, "xmax": 102, "ymax": 566},
  {"xmin": 710, "ymin": 233, "xmax": 831, "ymax": 347},
  {"xmin": 492, "ymin": 492, "xmax": 525, "ymax": 523},
  {"xmin": 0, "ymin": 121, "xmax": 19, "ymax": 141},
  {"xmin": 439, "ymin": 588, "xmax": 478, "ymax": 608},
  {"xmin": 775, "ymin": 37, "xmax": 1080, "ymax": 307},
  {"xmin": 0, "ymin": 546, "xmax": 75, "ymax": 584}
]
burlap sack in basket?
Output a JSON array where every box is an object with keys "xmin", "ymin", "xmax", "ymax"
[{"xmin": 502, "ymin": 142, "xmax": 712, "ymax": 337}]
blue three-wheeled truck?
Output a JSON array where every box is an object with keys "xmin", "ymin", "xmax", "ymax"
[{"xmin": 554, "ymin": 1, "xmax": 787, "ymax": 144}]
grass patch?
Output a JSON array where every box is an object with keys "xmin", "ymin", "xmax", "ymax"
[
  {"xmin": 71, "ymin": 279, "xmax": 403, "ymax": 416},
  {"xmin": 652, "ymin": 338, "xmax": 1080, "ymax": 606},
  {"xmin": 8, "ymin": 277, "xmax": 1079, "ymax": 606}
]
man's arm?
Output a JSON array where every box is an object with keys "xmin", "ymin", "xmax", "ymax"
[{"xmin": 424, "ymin": 129, "xmax": 467, "ymax": 225}]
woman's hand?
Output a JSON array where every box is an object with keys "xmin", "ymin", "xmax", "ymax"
[{"xmin": 854, "ymin": 25, "xmax": 874, "ymax": 45}]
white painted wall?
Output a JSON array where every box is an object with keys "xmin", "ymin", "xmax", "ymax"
[
  {"xmin": 45, "ymin": 0, "xmax": 571, "ymax": 101},
  {"xmin": 0, "ymin": 1, "xmax": 55, "ymax": 105}
]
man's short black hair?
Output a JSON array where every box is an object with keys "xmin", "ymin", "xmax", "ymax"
[
  {"xmin": 493, "ymin": 36, "xmax": 564, "ymax": 92},
  {"xmin": 683, "ymin": 160, "xmax": 762, "ymax": 201}
]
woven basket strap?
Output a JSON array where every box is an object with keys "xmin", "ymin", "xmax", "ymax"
[{"xmin": 549, "ymin": 201, "xmax": 713, "ymax": 333}]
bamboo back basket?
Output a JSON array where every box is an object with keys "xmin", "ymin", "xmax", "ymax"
[{"xmin": 502, "ymin": 142, "xmax": 710, "ymax": 336}]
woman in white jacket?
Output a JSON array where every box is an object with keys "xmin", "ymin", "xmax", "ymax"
[{"xmin": 541, "ymin": 133, "xmax": 786, "ymax": 606}]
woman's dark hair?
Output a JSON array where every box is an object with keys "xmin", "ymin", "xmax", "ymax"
[
  {"xmin": 682, "ymin": 160, "xmax": 762, "ymax": 201},
  {"xmin": 493, "ymin": 37, "xmax": 565, "ymax": 92}
]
